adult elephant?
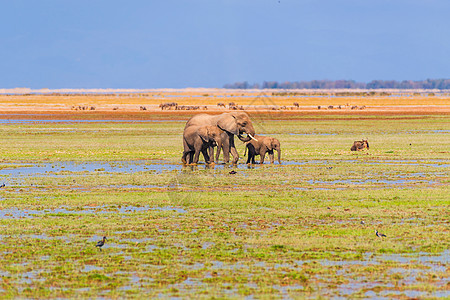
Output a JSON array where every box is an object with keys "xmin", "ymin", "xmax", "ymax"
[{"xmin": 184, "ymin": 112, "xmax": 256, "ymax": 164}]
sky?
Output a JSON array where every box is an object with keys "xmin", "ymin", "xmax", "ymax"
[{"xmin": 1, "ymin": 0, "xmax": 450, "ymax": 89}]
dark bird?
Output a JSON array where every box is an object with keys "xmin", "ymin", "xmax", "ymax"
[
  {"xmin": 360, "ymin": 221, "xmax": 365, "ymax": 225},
  {"xmin": 229, "ymin": 170, "xmax": 237, "ymax": 175},
  {"xmin": 0, "ymin": 183, "xmax": 5, "ymax": 188},
  {"xmin": 375, "ymin": 230, "xmax": 386, "ymax": 238},
  {"xmin": 96, "ymin": 236, "xmax": 107, "ymax": 251}
]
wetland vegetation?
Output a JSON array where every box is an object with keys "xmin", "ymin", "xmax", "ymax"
[{"xmin": 0, "ymin": 114, "xmax": 448, "ymax": 298}]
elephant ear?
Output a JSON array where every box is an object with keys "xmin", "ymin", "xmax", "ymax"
[
  {"xmin": 263, "ymin": 138, "xmax": 273, "ymax": 150},
  {"xmin": 198, "ymin": 127, "xmax": 210, "ymax": 142},
  {"xmin": 217, "ymin": 114, "xmax": 239, "ymax": 136},
  {"xmin": 271, "ymin": 138, "xmax": 279, "ymax": 149}
]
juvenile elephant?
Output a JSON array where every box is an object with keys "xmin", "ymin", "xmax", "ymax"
[
  {"xmin": 244, "ymin": 135, "xmax": 281, "ymax": 164},
  {"xmin": 184, "ymin": 112, "xmax": 256, "ymax": 164},
  {"xmin": 182, "ymin": 125, "xmax": 223, "ymax": 164},
  {"xmin": 351, "ymin": 139, "xmax": 369, "ymax": 151}
]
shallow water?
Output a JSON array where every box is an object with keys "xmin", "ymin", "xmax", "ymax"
[
  {"xmin": 1, "ymin": 158, "xmax": 447, "ymax": 180},
  {"xmin": 0, "ymin": 117, "xmax": 184, "ymax": 124},
  {"xmin": 1, "ymin": 159, "xmax": 446, "ymax": 192},
  {"xmin": 309, "ymin": 178, "xmax": 440, "ymax": 186},
  {"xmin": 0, "ymin": 160, "xmax": 180, "ymax": 176},
  {"xmin": 0, "ymin": 205, "xmax": 186, "ymax": 219}
]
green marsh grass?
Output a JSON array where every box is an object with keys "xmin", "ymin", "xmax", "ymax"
[{"xmin": 0, "ymin": 115, "xmax": 448, "ymax": 298}]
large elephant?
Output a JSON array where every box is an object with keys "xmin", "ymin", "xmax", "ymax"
[
  {"xmin": 184, "ymin": 112, "xmax": 256, "ymax": 164},
  {"xmin": 182, "ymin": 125, "xmax": 223, "ymax": 164},
  {"xmin": 244, "ymin": 135, "xmax": 281, "ymax": 164}
]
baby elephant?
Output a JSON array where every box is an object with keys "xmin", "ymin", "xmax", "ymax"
[
  {"xmin": 351, "ymin": 139, "xmax": 369, "ymax": 151},
  {"xmin": 182, "ymin": 125, "xmax": 223, "ymax": 164},
  {"xmin": 244, "ymin": 135, "xmax": 281, "ymax": 164}
]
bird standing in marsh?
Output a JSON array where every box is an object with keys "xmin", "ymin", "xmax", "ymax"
[
  {"xmin": 96, "ymin": 236, "xmax": 107, "ymax": 251},
  {"xmin": 375, "ymin": 230, "xmax": 386, "ymax": 238}
]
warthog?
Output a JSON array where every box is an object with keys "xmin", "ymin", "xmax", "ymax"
[
  {"xmin": 293, "ymin": 102, "xmax": 299, "ymax": 108},
  {"xmin": 351, "ymin": 139, "xmax": 369, "ymax": 151},
  {"xmin": 217, "ymin": 103, "xmax": 226, "ymax": 108}
]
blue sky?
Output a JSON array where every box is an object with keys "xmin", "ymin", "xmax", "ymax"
[{"xmin": 1, "ymin": 0, "xmax": 449, "ymax": 88}]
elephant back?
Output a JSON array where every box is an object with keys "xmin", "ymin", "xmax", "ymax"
[{"xmin": 185, "ymin": 114, "xmax": 217, "ymax": 129}]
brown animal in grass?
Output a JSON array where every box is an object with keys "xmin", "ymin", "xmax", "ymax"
[
  {"xmin": 351, "ymin": 139, "xmax": 369, "ymax": 151},
  {"xmin": 182, "ymin": 125, "xmax": 223, "ymax": 164},
  {"xmin": 244, "ymin": 135, "xmax": 281, "ymax": 164}
]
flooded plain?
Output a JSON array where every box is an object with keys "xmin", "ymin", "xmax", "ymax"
[
  {"xmin": 1, "ymin": 158, "xmax": 447, "ymax": 192},
  {"xmin": 0, "ymin": 113, "xmax": 448, "ymax": 298}
]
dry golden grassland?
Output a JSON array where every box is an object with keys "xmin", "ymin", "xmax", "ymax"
[{"xmin": 0, "ymin": 89, "xmax": 448, "ymax": 115}]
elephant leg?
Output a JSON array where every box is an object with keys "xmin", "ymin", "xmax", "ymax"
[
  {"xmin": 181, "ymin": 151, "xmax": 189, "ymax": 164},
  {"xmin": 230, "ymin": 146, "xmax": 239, "ymax": 164},
  {"xmin": 208, "ymin": 146, "xmax": 215, "ymax": 163},
  {"xmin": 221, "ymin": 138, "xmax": 231, "ymax": 164},
  {"xmin": 184, "ymin": 151, "xmax": 194, "ymax": 164},
  {"xmin": 260, "ymin": 151, "xmax": 266, "ymax": 164},
  {"xmin": 202, "ymin": 148, "xmax": 211, "ymax": 164},
  {"xmin": 246, "ymin": 151, "xmax": 251, "ymax": 164},
  {"xmin": 193, "ymin": 150, "xmax": 201, "ymax": 164},
  {"xmin": 185, "ymin": 152, "xmax": 192, "ymax": 164},
  {"xmin": 229, "ymin": 136, "xmax": 239, "ymax": 164},
  {"xmin": 182, "ymin": 137, "xmax": 190, "ymax": 164},
  {"xmin": 268, "ymin": 150, "xmax": 274, "ymax": 164},
  {"xmin": 215, "ymin": 145, "xmax": 221, "ymax": 163}
]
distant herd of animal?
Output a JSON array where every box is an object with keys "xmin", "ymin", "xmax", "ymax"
[
  {"xmin": 181, "ymin": 112, "xmax": 369, "ymax": 165},
  {"xmin": 159, "ymin": 102, "xmax": 366, "ymax": 111},
  {"xmin": 71, "ymin": 102, "xmax": 367, "ymax": 112}
]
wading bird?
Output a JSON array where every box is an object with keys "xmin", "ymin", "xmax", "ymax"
[
  {"xmin": 375, "ymin": 230, "xmax": 386, "ymax": 238},
  {"xmin": 96, "ymin": 236, "xmax": 107, "ymax": 251}
]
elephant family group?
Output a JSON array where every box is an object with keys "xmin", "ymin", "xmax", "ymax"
[{"xmin": 182, "ymin": 112, "xmax": 281, "ymax": 165}]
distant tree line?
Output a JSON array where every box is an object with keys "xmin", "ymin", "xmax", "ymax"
[{"xmin": 223, "ymin": 79, "xmax": 450, "ymax": 90}]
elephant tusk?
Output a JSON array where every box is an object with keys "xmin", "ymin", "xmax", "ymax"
[{"xmin": 248, "ymin": 133, "xmax": 258, "ymax": 142}]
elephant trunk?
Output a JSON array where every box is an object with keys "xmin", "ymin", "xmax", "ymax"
[
  {"xmin": 277, "ymin": 148, "xmax": 281, "ymax": 164},
  {"xmin": 237, "ymin": 122, "xmax": 256, "ymax": 142},
  {"xmin": 237, "ymin": 129, "xmax": 256, "ymax": 142},
  {"xmin": 238, "ymin": 135, "xmax": 251, "ymax": 142}
]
